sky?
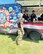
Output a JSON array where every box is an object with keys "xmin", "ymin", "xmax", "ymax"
[{"xmin": 0, "ymin": 0, "xmax": 15, "ymax": 4}]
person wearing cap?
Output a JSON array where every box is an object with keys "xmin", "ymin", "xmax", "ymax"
[
  {"xmin": 16, "ymin": 13, "xmax": 25, "ymax": 45},
  {"xmin": 23, "ymin": 10, "xmax": 29, "ymax": 21},
  {"xmin": 30, "ymin": 10, "xmax": 36, "ymax": 22}
]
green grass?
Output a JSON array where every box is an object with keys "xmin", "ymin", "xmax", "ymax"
[{"xmin": 0, "ymin": 34, "xmax": 43, "ymax": 54}]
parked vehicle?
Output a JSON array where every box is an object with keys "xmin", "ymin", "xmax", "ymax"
[
  {"xmin": 0, "ymin": 3, "xmax": 43, "ymax": 40},
  {"xmin": 24, "ymin": 21, "xmax": 43, "ymax": 40}
]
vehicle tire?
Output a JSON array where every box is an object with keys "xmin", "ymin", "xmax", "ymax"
[
  {"xmin": 23, "ymin": 33, "xmax": 27, "ymax": 39},
  {"xmin": 29, "ymin": 31, "xmax": 41, "ymax": 40}
]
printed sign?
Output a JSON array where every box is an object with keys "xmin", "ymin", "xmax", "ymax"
[{"xmin": 0, "ymin": 4, "xmax": 21, "ymax": 33}]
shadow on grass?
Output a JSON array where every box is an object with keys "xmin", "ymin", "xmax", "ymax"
[
  {"xmin": 0, "ymin": 33, "xmax": 40, "ymax": 43},
  {"xmin": 0, "ymin": 33, "xmax": 17, "ymax": 41},
  {"xmin": 23, "ymin": 37, "xmax": 39, "ymax": 43},
  {"xmin": 8, "ymin": 34, "xmax": 17, "ymax": 41}
]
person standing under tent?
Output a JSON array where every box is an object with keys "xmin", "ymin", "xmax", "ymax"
[
  {"xmin": 23, "ymin": 10, "xmax": 30, "ymax": 22},
  {"xmin": 30, "ymin": 10, "xmax": 36, "ymax": 22}
]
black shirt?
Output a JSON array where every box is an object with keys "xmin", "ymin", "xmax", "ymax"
[
  {"xmin": 30, "ymin": 13, "xmax": 36, "ymax": 22},
  {"xmin": 23, "ymin": 14, "xmax": 29, "ymax": 21},
  {"xmin": 17, "ymin": 18, "xmax": 24, "ymax": 28}
]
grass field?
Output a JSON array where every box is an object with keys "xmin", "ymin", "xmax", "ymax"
[{"xmin": 0, "ymin": 34, "xmax": 43, "ymax": 54}]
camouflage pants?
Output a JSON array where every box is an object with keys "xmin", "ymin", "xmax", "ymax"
[{"xmin": 16, "ymin": 28, "xmax": 23, "ymax": 45}]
